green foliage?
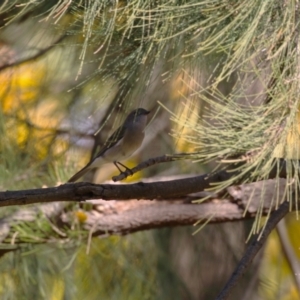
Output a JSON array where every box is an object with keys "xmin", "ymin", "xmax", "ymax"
[
  {"xmin": 0, "ymin": 233, "xmax": 159, "ymax": 300},
  {"xmin": 1, "ymin": 0, "xmax": 300, "ymax": 299}
]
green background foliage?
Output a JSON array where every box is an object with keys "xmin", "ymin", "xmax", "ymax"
[{"xmin": 1, "ymin": 1, "xmax": 300, "ymax": 299}]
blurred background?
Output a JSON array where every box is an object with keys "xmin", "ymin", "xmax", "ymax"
[{"xmin": 0, "ymin": 1, "xmax": 300, "ymax": 299}]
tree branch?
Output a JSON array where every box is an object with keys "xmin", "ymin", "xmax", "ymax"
[
  {"xmin": 112, "ymin": 154, "xmax": 290, "ymax": 183},
  {"xmin": 0, "ymin": 171, "xmax": 230, "ymax": 206},
  {"xmin": 112, "ymin": 154, "xmax": 192, "ymax": 181},
  {"xmin": 0, "ymin": 158, "xmax": 291, "ymax": 207},
  {"xmin": 0, "ymin": 183, "xmax": 289, "ymax": 245},
  {"xmin": 82, "ymin": 200, "xmax": 242, "ymax": 237},
  {"xmin": 215, "ymin": 200, "xmax": 290, "ymax": 300}
]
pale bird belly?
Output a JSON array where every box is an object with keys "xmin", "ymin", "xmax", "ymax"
[
  {"xmin": 91, "ymin": 156, "xmax": 106, "ymax": 167},
  {"xmin": 103, "ymin": 131, "xmax": 144, "ymax": 162}
]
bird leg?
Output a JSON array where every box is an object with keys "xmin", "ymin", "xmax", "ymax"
[{"xmin": 113, "ymin": 161, "xmax": 133, "ymax": 175}]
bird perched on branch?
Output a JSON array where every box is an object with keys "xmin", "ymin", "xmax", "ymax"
[{"xmin": 67, "ymin": 108, "xmax": 150, "ymax": 182}]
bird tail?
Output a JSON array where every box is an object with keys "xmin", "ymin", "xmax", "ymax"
[{"xmin": 67, "ymin": 165, "xmax": 92, "ymax": 182}]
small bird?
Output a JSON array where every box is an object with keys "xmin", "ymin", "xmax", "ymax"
[{"xmin": 68, "ymin": 108, "xmax": 150, "ymax": 182}]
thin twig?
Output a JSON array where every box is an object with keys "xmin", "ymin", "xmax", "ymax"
[
  {"xmin": 112, "ymin": 153, "xmax": 202, "ymax": 182},
  {"xmin": 215, "ymin": 200, "xmax": 290, "ymax": 300},
  {"xmin": 113, "ymin": 155, "xmax": 290, "ymax": 182}
]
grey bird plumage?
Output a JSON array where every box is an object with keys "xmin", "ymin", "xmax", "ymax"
[{"xmin": 68, "ymin": 108, "xmax": 150, "ymax": 182}]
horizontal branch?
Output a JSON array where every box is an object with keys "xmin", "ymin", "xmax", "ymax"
[
  {"xmin": 0, "ymin": 194, "xmax": 278, "ymax": 244},
  {"xmin": 0, "ymin": 172, "xmax": 237, "ymax": 207},
  {"xmin": 83, "ymin": 200, "xmax": 245, "ymax": 237},
  {"xmin": 82, "ymin": 178, "xmax": 291, "ymax": 236},
  {"xmin": 0, "ymin": 159, "xmax": 290, "ymax": 207},
  {"xmin": 0, "ymin": 178, "xmax": 293, "ymax": 244}
]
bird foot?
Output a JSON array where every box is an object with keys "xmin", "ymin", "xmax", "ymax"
[{"xmin": 114, "ymin": 161, "xmax": 133, "ymax": 175}]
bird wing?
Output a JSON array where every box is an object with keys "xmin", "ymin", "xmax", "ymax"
[
  {"xmin": 67, "ymin": 163, "xmax": 93, "ymax": 182},
  {"xmin": 93, "ymin": 124, "xmax": 126, "ymax": 158},
  {"xmin": 68, "ymin": 124, "xmax": 126, "ymax": 182}
]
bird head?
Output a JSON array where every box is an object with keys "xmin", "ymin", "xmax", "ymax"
[{"xmin": 126, "ymin": 108, "xmax": 150, "ymax": 122}]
